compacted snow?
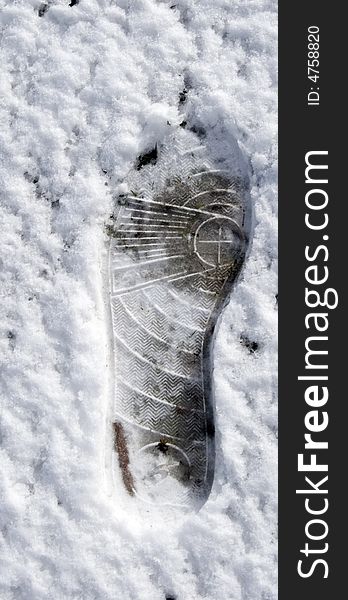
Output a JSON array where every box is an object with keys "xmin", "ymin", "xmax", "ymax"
[{"xmin": 0, "ymin": 1, "xmax": 277, "ymax": 599}]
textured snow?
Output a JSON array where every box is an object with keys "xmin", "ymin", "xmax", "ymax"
[{"xmin": 0, "ymin": 1, "xmax": 277, "ymax": 599}]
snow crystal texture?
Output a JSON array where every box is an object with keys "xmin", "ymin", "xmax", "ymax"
[{"xmin": 0, "ymin": 1, "xmax": 277, "ymax": 599}]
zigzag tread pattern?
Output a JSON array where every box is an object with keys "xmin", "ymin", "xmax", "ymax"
[
  {"xmin": 119, "ymin": 291, "xmax": 205, "ymax": 354},
  {"xmin": 144, "ymin": 285, "xmax": 211, "ymax": 331},
  {"xmin": 114, "ymin": 385, "xmax": 206, "ymax": 442},
  {"xmin": 114, "ymin": 340, "xmax": 204, "ymax": 409},
  {"xmin": 111, "ymin": 298, "xmax": 201, "ymax": 378}
]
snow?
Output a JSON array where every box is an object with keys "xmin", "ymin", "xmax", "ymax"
[{"xmin": 0, "ymin": 1, "xmax": 277, "ymax": 599}]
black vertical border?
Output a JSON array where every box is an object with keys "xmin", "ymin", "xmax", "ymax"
[{"xmin": 279, "ymin": 2, "xmax": 345, "ymax": 598}]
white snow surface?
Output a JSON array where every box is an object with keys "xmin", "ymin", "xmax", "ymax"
[{"xmin": 0, "ymin": 1, "xmax": 277, "ymax": 599}]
